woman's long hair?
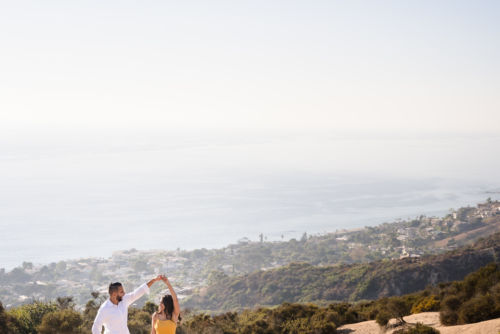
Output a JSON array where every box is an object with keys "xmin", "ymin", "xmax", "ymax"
[{"xmin": 160, "ymin": 295, "xmax": 181, "ymax": 321}]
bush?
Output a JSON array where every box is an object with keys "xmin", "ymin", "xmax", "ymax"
[
  {"xmin": 490, "ymin": 282, "xmax": 500, "ymax": 305},
  {"xmin": 458, "ymin": 295, "xmax": 498, "ymax": 324},
  {"xmin": 376, "ymin": 310, "xmax": 391, "ymax": 327},
  {"xmin": 439, "ymin": 309, "xmax": 458, "ymax": 326},
  {"xmin": 0, "ymin": 302, "xmax": 9, "ymax": 332},
  {"xmin": 37, "ymin": 309, "xmax": 83, "ymax": 334},
  {"xmin": 393, "ymin": 322, "xmax": 440, "ymax": 334},
  {"xmin": 463, "ymin": 263, "xmax": 500, "ymax": 297},
  {"xmin": 436, "ymin": 263, "xmax": 500, "ymax": 326},
  {"xmin": 0, "ymin": 301, "xmax": 20, "ymax": 334},
  {"xmin": 411, "ymin": 295, "xmax": 440, "ymax": 314},
  {"xmin": 309, "ymin": 311, "xmax": 338, "ymax": 333},
  {"xmin": 386, "ymin": 296, "xmax": 411, "ymax": 324},
  {"xmin": 142, "ymin": 301, "xmax": 157, "ymax": 314},
  {"xmin": 440, "ymin": 295, "xmax": 461, "ymax": 312},
  {"xmin": 128, "ymin": 308, "xmax": 151, "ymax": 334},
  {"xmin": 7, "ymin": 301, "xmax": 58, "ymax": 334}
]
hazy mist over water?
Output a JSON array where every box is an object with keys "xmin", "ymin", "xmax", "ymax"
[{"xmin": 1, "ymin": 130, "xmax": 499, "ymax": 270}]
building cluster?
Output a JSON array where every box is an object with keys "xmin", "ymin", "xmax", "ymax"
[{"xmin": 1, "ymin": 200, "xmax": 498, "ymax": 309}]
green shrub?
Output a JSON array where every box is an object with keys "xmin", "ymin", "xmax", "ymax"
[
  {"xmin": 436, "ymin": 263, "xmax": 500, "ymax": 326},
  {"xmin": 7, "ymin": 301, "xmax": 58, "ymax": 334},
  {"xmin": 393, "ymin": 322, "xmax": 440, "ymax": 334},
  {"xmin": 128, "ymin": 308, "xmax": 151, "ymax": 334},
  {"xmin": 439, "ymin": 309, "xmax": 458, "ymax": 326},
  {"xmin": 0, "ymin": 301, "xmax": 20, "ymax": 334},
  {"xmin": 386, "ymin": 296, "xmax": 411, "ymax": 324},
  {"xmin": 463, "ymin": 263, "xmax": 500, "ymax": 297},
  {"xmin": 458, "ymin": 295, "xmax": 498, "ymax": 324},
  {"xmin": 440, "ymin": 295, "xmax": 461, "ymax": 311},
  {"xmin": 375, "ymin": 310, "xmax": 391, "ymax": 327},
  {"xmin": 411, "ymin": 295, "xmax": 440, "ymax": 314},
  {"xmin": 368, "ymin": 308, "xmax": 379, "ymax": 319},
  {"xmin": 37, "ymin": 309, "xmax": 83, "ymax": 334},
  {"xmin": 490, "ymin": 282, "xmax": 500, "ymax": 304},
  {"xmin": 142, "ymin": 301, "xmax": 157, "ymax": 314},
  {"xmin": 309, "ymin": 311, "xmax": 338, "ymax": 333}
]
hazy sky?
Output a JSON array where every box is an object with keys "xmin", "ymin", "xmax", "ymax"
[
  {"xmin": 1, "ymin": 0, "xmax": 499, "ymax": 134},
  {"xmin": 1, "ymin": 1, "xmax": 500, "ymax": 267}
]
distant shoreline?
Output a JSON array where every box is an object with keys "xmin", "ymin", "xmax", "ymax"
[{"xmin": 3, "ymin": 195, "xmax": 497, "ymax": 273}]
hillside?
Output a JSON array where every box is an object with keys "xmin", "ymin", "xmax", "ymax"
[
  {"xmin": 183, "ymin": 232, "xmax": 500, "ymax": 311},
  {"xmin": 3, "ymin": 262, "xmax": 500, "ymax": 333}
]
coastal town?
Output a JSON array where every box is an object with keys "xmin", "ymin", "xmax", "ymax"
[{"xmin": 1, "ymin": 200, "xmax": 499, "ymax": 309}]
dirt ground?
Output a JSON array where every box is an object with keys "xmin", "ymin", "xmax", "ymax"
[{"xmin": 336, "ymin": 312, "xmax": 500, "ymax": 334}]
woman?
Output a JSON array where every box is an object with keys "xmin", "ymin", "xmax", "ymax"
[{"xmin": 151, "ymin": 275, "xmax": 180, "ymax": 334}]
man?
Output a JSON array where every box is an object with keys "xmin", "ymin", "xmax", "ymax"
[{"xmin": 92, "ymin": 275, "xmax": 163, "ymax": 334}]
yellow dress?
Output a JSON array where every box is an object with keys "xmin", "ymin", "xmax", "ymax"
[{"xmin": 154, "ymin": 318, "xmax": 177, "ymax": 334}]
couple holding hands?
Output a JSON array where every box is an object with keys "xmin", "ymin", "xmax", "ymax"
[{"xmin": 92, "ymin": 274, "xmax": 180, "ymax": 334}]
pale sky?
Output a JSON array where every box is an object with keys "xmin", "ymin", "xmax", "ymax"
[
  {"xmin": 1, "ymin": 0, "xmax": 499, "ymax": 134},
  {"xmin": 1, "ymin": 1, "xmax": 500, "ymax": 267}
]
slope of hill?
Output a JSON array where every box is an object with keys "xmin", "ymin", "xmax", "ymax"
[
  {"xmin": 184, "ymin": 232, "xmax": 500, "ymax": 311},
  {"xmin": 3, "ymin": 262, "xmax": 500, "ymax": 333}
]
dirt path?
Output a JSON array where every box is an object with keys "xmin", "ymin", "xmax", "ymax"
[{"xmin": 337, "ymin": 312, "xmax": 500, "ymax": 334}]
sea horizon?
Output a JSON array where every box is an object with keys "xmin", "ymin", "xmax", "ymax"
[
  {"xmin": 2, "ymin": 132, "xmax": 500, "ymax": 271},
  {"xmin": 1, "ymin": 179, "xmax": 496, "ymax": 271}
]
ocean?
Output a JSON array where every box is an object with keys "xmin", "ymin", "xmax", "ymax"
[{"xmin": 1, "ymin": 131, "xmax": 499, "ymax": 270}]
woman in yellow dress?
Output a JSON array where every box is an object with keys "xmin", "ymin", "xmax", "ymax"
[{"xmin": 151, "ymin": 275, "xmax": 180, "ymax": 334}]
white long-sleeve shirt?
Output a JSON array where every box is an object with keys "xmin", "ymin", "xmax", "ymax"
[{"xmin": 92, "ymin": 283, "xmax": 150, "ymax": 334}]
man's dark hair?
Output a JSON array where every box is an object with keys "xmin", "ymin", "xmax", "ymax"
[{"xmin": 109, "ymin": 282, "xmax": 122, "ymax": 295}]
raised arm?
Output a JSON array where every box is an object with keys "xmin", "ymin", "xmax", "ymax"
[
  {"xmin": 124, "ymin": 275, "xmax": 162, "ymax": 306},
  {"xmin": 161, "ymin": 275, "xmax": 180, "ymax": 320},
  {"xmin": 147, "ymin": 275, "xmax": 163, "ymax": 288}
]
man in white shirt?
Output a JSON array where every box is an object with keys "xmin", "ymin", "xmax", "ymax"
[{"xmin": 92, "ymin": 275, "xmax": 163, "ymax": 334}]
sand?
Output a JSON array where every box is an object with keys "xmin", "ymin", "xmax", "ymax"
[{"xmin": 337, "ymin": 312, "xmax": 500, "ymax": 334}]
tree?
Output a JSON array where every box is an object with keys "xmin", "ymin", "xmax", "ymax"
[
  {"xmin": 392, "ymin": 297, "xmax": 410, "ymax": 323},
  {"xmin": 376, "ymin": 310, "xmax": 391, "ymax": 327},
  {"xmin": 378, "ymin": 297, "xmax": 411, "ymax": 326}
]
